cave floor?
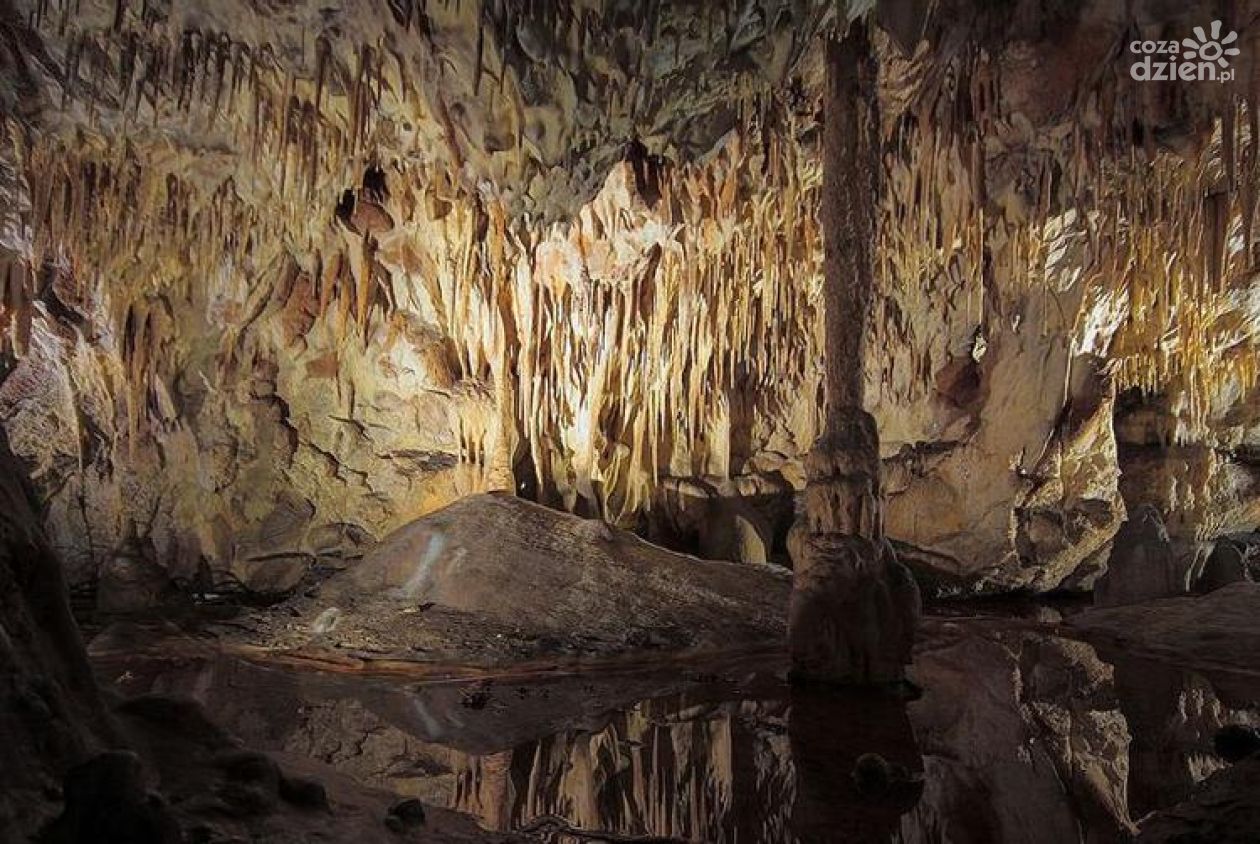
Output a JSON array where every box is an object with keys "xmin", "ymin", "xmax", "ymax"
[{"xmin": 82, "ymin": 602, "xmax": 1260, "ymax": 843}]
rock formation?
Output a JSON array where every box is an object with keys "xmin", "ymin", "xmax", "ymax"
[
  {"xmin": 788, "ymin": 19, "xmax": 919, "ymax": 685},
  {"xmin": 98, "ymin": 609, "xmax": 1229, "ymax": 843},
  {"xmin": 0, "ymin": 0, "xmax": 1257, "ymax": 601},
  {"xmin": 9, "ymin": 1, "xmax": 1260, "ymax": 840},
  {"xmin": 1074, "ymin": 581, "xmax": 1260, "ymax": 673},
  {"xmin": 1195, "ymin": 538, "xmax": 1254, "ymax": 594},
  {"xmin": 248, "ymin": 493, "xmax": 790, "ymax": 662},
  {"xmin": 1094, "ymin": 505, "xmax": 1182, "ymax": 608},
  {"xmin": 0, "ymin": 426, "xmax": 111, "ymax": 838},
  {"xmin": 900, "ymin": 630, "xmax": 1135, "ymax": 843},
  {"xmin": 5, "ymin": 410, "xmax": 499, "ymax": 842},
  {"xmin": 1137, "ymin": 755, "xmax": 1260, "ymax": 842}
]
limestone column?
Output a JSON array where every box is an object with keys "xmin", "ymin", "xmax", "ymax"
[{"xmin": 788, "ymin": 19, "xmax": 920, "ymax": 685}]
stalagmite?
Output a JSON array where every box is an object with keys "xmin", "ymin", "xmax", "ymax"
[{"xmin": 788, "ymin": 19, "xmax": 919, "ymax": 686}]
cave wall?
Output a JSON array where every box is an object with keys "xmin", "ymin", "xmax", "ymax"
[
  {"xmin": 1, "ymin": 0, "xmax": 1259, "ymax": 597},
  {"xmin": 0, "ymin": 417, "xmax": 111, "ymax": 837}
]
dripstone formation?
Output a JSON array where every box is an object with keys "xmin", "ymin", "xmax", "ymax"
[{"xmin": 788, "ymin": 21, "xmax": 919, "ymax": 685}]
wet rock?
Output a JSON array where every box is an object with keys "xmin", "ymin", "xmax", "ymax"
[
  {"xmin": 1101, "ymin": 653, "xmax": 1243, "ymax": 816},
  {"xmin": 789, "ymin": 533, "xmax": 920, "ymax": 684},
  {"xmin": 901, "ymin": 632, "xmax": 1134, "ymax": 843},
  {"xmin": 1093, "ymin": 505, "xmax": 1181, "ymax": 607},
  {"xmin": 1071, "ymin": 582, "xmax": 1260, "ymax": 673}
]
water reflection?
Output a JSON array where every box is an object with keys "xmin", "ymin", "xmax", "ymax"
[
  {"xmin": 90, "ymin": 620, "xmax": 1260, "ymax": 843},
  {"xmin": 790, "ymin": 686, "xmax": 922, "ymax": 843},
  {"xmin": 450, "ymin": 689, "xmax": 796, "ymax": 842}
]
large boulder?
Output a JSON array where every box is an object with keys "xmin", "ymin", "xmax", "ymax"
[
  {"xmin": 1093, "ymin": 505, "xmax": 1181, "ymax": 608},
  {"xmin": 306, "ymin": 493, "xmax": 791, "ymax": 658}
]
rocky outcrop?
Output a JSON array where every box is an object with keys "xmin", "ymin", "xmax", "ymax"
[
  {"xmin": 1071, "ymin": 582, "xmax": 1260, "ymax": 673},
  {"xmin": 0, "ymin": 426, "xmax": 112, "ymax": 837},
  {"xmin": 271, "ymin": 493, "xmax": 790, "ymax": 660},
  {"xmin": 1093, "ymin": 505, "xmax": 1181, "ymax": 608}
]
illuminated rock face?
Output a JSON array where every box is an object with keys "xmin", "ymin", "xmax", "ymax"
[
  {"xmin": 0, "ymin": 0, "xmax": 1259, "ymax": 600},
  {"xmin": 788, "ymin": 23, "xmax": 918, "ymax": 684}
]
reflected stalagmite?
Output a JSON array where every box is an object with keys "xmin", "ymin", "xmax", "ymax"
[
  {"xmin": 790, "ymin": 686, "xmax": 922, "ymax": 843},
  {"xmin": 788, "ymin": 20, "xmax": 920, "ymax": 685}
]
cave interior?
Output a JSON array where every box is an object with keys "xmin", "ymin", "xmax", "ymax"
[{"xmin": 4, "ymin": 0, "xmax": 1260, "ymax": 842}]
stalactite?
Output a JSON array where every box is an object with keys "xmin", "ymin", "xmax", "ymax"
[{"xmin": 13, "ymin": 1, "xmax": 1260, "ymax": 532}]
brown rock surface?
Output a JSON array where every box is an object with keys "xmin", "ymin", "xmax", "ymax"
[
  {"xmin": 0, "ymin": 427, "xmax": 112, "ymax": 837},
  {"xmin": 1071, "ymin": 582, "xmax": 1260, "ymax": 673},
  {"xmin": 901, "ymin": 628, "xmax": 1134, "ymax": 843},
  {"xmin": 1137, "ymin": 756, "xmax": 1260, "ymax": 843},
  {"xmin": 258, "ymin": 493, "xmax": 790, "ymax": 661},
  {"xmin": 1093, "ymin": 505, "xmax": 1182, "ymax": 608},
  {"xmin": 95, "ymin": 615, "xmax": 1179, "ymax": 843}
]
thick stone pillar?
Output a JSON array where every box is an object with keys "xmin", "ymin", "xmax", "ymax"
[{"xmin": 788, "ymin": 19, "xmax": 920, "ymax": 685}]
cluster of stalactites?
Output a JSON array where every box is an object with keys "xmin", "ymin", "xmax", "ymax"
[
  {"xmin": 1095, "ymin": 114, "xmax": 1260, "ymax": 436},
  {"xmin": 878, "ymin": 39, "xmax": 1260, "ymax": 440},
  {"xmin": 418, "ymin": 109, "xmax": 827, "ymax": 521},
  {"xmin": 15, "ymin": 4, "xmax": 1260, "ymax": 528},
  {"xmin": 51, "ymin": 17, "xmax": 387, "ymax": 206},
  {"xmin": 10, "ymin": 89, "xmax": 827, "ymax": 524}
]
